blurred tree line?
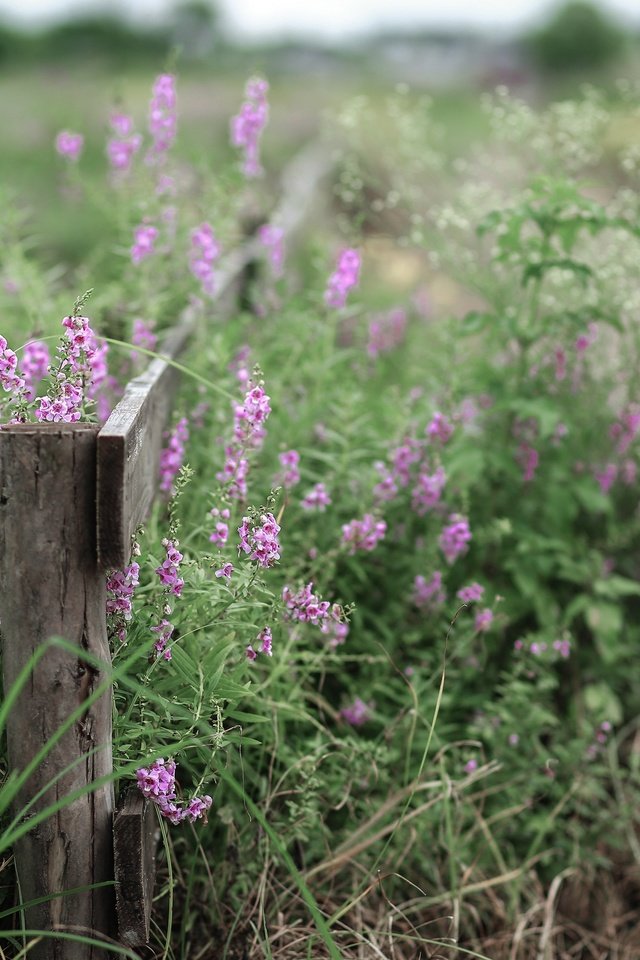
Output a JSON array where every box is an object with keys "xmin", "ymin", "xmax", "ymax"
[{"xmin": 0, "ymin": 0, "xmax": 632, "ymax": 75}]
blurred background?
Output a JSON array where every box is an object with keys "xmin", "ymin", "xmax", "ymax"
[{"xmin": 2, "ymin": 0, "xmax": 639, "ymax": 266}]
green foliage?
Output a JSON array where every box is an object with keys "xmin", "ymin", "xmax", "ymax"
[{"xmin": 528, "ymin": 1, "xmax": 626, "ymax": 74}]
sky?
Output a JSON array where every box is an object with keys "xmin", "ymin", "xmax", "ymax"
[{"xmin": 0, "ymin": 0, "xmax": 638, "ymax": 39}]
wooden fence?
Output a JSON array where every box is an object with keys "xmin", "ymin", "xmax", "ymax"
[{"xmin": 0, "ymin": 143, "xmax": 329, "ymax": 959}]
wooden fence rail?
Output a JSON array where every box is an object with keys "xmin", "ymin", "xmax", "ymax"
[{"xmin": 0, "ymin": 142, "xmax": 330, "ymax": 958}]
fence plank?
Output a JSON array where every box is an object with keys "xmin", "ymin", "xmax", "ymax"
[
  {"xmin": 113, "ymin": 788, "xmax": 159, "ymax": 947},
  {"xmin": 0, "ymin": 423, "xmax": 114, "ymax": 960}
]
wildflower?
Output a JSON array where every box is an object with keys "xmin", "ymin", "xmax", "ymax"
[
  {"xmin": 320, "ymin": 606, "xmax": 349, "ymax": 647},
  {"xmin": 258, "ymin": 626, "xmax": 273, "ymax": 656},
  {"xmin": 20, "ymin": 340, "xmax": 50, "ymax": 400},
  {"xmin": 413, "ymin": 571, "xmax": 446, "ymax": 609},
  {"xmin": 474, "ymin": 608, "xmax": 494, "ymax": 632},
  {"xmin": 151, "ymin": 619, "xmax": 174, "ymax": 660},
  {"xmin": 341, "ymin": 698, "xmax": 370, "ymax": 726},
  {"xmin": 148, "ymin": 73, "xmax": 177, "ymax": 161},
  {"xmin": 391, "ymin": 439, "xmax": 422, "ymax": 487},
  {"xmin": 278, "ymin": 449, "xmax": 300, "ymax": 489},
  {"xmin": 107, "ymin": 113, "xmax": 142, "ymax": 174},
  {"xmin": 367, "ymin": 307, "xmax": 406, "ymax": 358},
  {"xmin": 131, "ymin": 318, "xmax": 157, "ymax": 358},
  {"xmin": 238, "ymin": 513, "xmax": 281, "ymax": 568},
  {"xmin": 233, "ymin": 383, "xmax": 271, "ymax": 447},
  {"xmin": 342, "ymin": 514, "xmax": 386, "ymax": 554},
  {"xmin": 189, "ymin": 222, "xmax": 221, "ymax": 297},
  {"xmin": 55, "ymin": 131, "xmax": 83, "ymax": 161},
  {"xmin": 373, "ymin": 462, "xmax": 399, "ymax": 503},
  {"xmin": 439, "ymin": 515, "xmax": 472, "ymax": 564},
  {"xmin": 457, "ymin": 583, "xmax": 484, "ymax": 603},
  {"xmin": 282, "ymin": 583, "xmax": 330, "ymax": 625},
  {"xmin": 215, "ymin": 562, "xmax": 234, "ymax": 579},
  {"xmin": 106, "ymin": 562, "xmax": 140, "ymax": 623},
  {"xmin": 245, "ymin": 644, "xmax": 257, "ymax": 662},
  {"xmin": 159, "ymin": 417, "xmax": 189, "ymax": 495},
  {"xmin": 131, "ymin": 224, "xmax": 158, "ymax": 264},
  {"xmin": 411, "ymin": 465, "xmax": 446, "ymax": 515},
  {"xmin": 136, "ymin": 758, "xmax": 212, "ymax": 825},
  {"xmin": 426, "ymin": 412, "xmax": 454, "ymax": 444},
  {"xmin": 301, "ymin": 482, "xmax": 332, "ymax": 511},
  {"xmin": 230, "ymin": 76, "xmax": 269, "ymax": 178},
  {"xmin": 258, "ymin": 224, "xmax": 285, "ymax": 278},
  {"xmin": 595, "ymin": 463, "xmax": 617, "ymax": 494},
  {"xmin": 209, "ymin": 507, "xmax": 230, "ymax": 545},
  {"xmin": 35, "ymin": 315, "xmax": 104, "ymax": 424},
  {"xmin": 516, "ymin": 443, "xmax": 539, "ymax": 483},
  {"xmin": 464, "ymin": 758, "xmax": 478, "ymax": 774},
  {"xmin": 552, "ymin": 637, "xmax": 571, "ymax": 658},
  {"xmin": 155, "ymin": 538, "xmax": 184, "ymax": 597},
  {"xmin": 324, "ymin": 248, "xmax": 361, "ymax": 309},
  {"xmin": 0, "ymin": 335, "xmax": 25, "ymax": 396}
]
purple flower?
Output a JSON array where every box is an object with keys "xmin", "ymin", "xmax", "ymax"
[
  {"xmin": 151, "ymin": 619, "xmax": 174, "ymax": 660},
  {"xmin": 131, "ymin": 224, "xmax": 158, "ymax": 264},
  {"xmin": 411, "ymin": 466, "xmax": 446, "ymax": 515},
  {"xmin": 209, "ymin": 507, "xmax": 230, "ymax": 545},
  {"xmin": 516, "ymin": 443, "xmax": 539, "ymax": 483},
  {"xmin": 20, "ymin": 340, "xmax": 50, "ymax": 400},
  {"xmin": 230, "ymin": 76, "xmax": 269, "ymax": 178},
  {"xmin": 464, "ymin": 758, "xmax": 478, "ymax": 774},
  {"xmin": 155, "ymin": 538, "xmax": 184, "ymax": 597},
  {"xmin": 148, "ymin": 74, "xmax": 177, "ymax": 161},
  {"xmin": 282, "ymin": 582, "xmax": 330, "ymax": 625},
  {"xmin": 426, "ymin": 412, "xmax": 454, "ymax": 444},
  {"xmin": 474, "ymin": 608, "xmax": 494, "ymax": 633},
  {"xmin": 159, "ymin": 417, "xmax": 189, "ymax": 496},
  {"xmin": 341, "ymin": 697, "xmax": 371, "ymax": 727},
  {"xmin": 215, "ymin": 562, "xmax": 234, "ymax": 580},
  {"xmin": 258, "ymin": 224, "xmax": 285, "ymax": 278},
  {"xmin": 245, "ymin": 644, "xmax": 257, "ymax": 662},
  {"xmin": 55, "ymin": 131, "xmax": 83, "ymax": 161},
  {"xmin": 367, "ymin": 307, "xmax": 406, "ymax": 358},
  {"xmin": 413, "ymin": 571, "xmax": 446, "ymax": 609},
  {"xmin": 278, "ymin": 449, "xmax": 300, "ymax": 489},
  {"xmin": 107, "ymin": 113, "xmax": 142, "ymax": 174},
  {"xmin": 190, "ymin": 222, "xmax": 221, "ymax": 297},
  {"xmin": 439, "ymin": 515, "xmax": 472, "ymax": 565},
  {"xmin": 238, "ymin": 513, "xmax": 281, "ymax": 568},
  {"xmin": 35, "ymin": 315, "xmax": 105, "ymax": 424},
  {"xmin": 595, "ymin": 463, "xmax": 617, "ymax": 494},
  {"xmin": 136, "ymin": 758, "xmax": 212, "ymax": 825},
  {"xmin": 301, "ymin": 482, "xmax": 331, "ymax": 511},
  {"xmin": 106, "ymin": 562, "xmax": 140, "ymax": 625},
  {"xmin": 324, "ymin": 248, "xmax": 361, "ymax": 309},
  {"xmin": 258, "ymin": 626, "xmax": 273, "ymax": 656},
  {"xmin": 0, "ymin": 335, "xmax": 26, "ymax": 397},
  {"xmin": 457, "ymin": 583, "xmax": 484, "ymax": 603},
  {"xmin": 342, "ymin": 513, "xmax": 386, "ymax": 554}
]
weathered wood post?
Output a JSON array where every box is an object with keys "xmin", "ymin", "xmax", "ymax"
[{"xmin": 0, "ymin": 423, "xmax": 114, "ymax": 959}]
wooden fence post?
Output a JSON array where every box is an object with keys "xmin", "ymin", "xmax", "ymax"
[{"xmin": 0, "ymin": 423, "xmax": 114, "ymax": 959}]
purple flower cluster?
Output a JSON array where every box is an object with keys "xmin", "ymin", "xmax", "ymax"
[
  {"xmin": 258, "ymin": 224, "xmax": 285, "ymax": 278},
  {"xmin": 324, "ymin": 248, "xmax": 361, "ymax": 309},
  {"xmin": 341, "ymin": 698, "xmax": 371, "ymax": 727},
  {"xmin": 585, "ymin": 720, "xmax": 612, "ymax": 761},
  {"xmin": 190, "ymin": 223, "xmax": 221, "ymax": 297},
  {"xmin": 367, "ymin": 307, "xmax": 407, "ymax": 358},
  {"xmin": 217, "ymin": 383, "xmax": 271, "ymax": 501},
  {"xmin": 301, "ymin": 482, "xmax": 332, "ymax": 511},
  {"xmin": 278, "ymin": 449, "xmax": 300, "ymax": 489},
  {"xmin": 413, "ymin": 571, "xmax": 446, "ymax": 609},
  {"xmin": 474, "ymin": 608, "xmax": 494, "ymax": 632},
  {"xmin": 132, "ymin": 318, "xmax": 158, "ymax": 354},
  {"xmin": 321, "ymin": 612, "xmax": 349, "ymax": 648},
  {"xmin": 342, "ymin": 514, "xmax": 387, "ymax": 554},
  {"xmin": 159, "ymin": 417, "xmax": 189, "ymax": 495},
  {"xmin": 457, "ymin": 582, "xmax": 484, "ymax": 603},
  {"xmin": 20, "ymin": 340, "xmax": 50, "ymax": 400},
  {"xmin": 0, "ymin": 335, "xmax": 25, "ymax": 397},
  {"xmin": 439, "ymin": 515, "xmax": 472, "ymax": 565},
  {"xmin": 131, "ymin": 224, "xmax": 158, "ymax": 264},
  {"xmin": 282, "ymin": 582, "xmax": 330, "ymax": 624},
  {"xmin": 107, "ymin": 112, "xmax": 142, "ymax": 174},
  {"xmin": 426, "ymin": 412, "xmax": 454, "ymax": 445},
  {"xmin": 136, "ymin": 758, "xmax": 212, "ymax": 825},
  {"xmin": 514, "ymin": 636, "xmax": 571, "ymax": 659},
  {"xmin": 151, "ymin": 619, "xmax": 174, "ymax": 661},
  {"xmin": 55, "ymin": 131, "xmax": 83, "ymax": 161},
  {"xmin": 230, "ymin": 76, "xmax": 269, "ymax": 178},
  {"xmin": 516, "ymin": 443, "xmax": 539, "ymax": 483},
  {"xmin": 148, "ymin": 74, "xmax": 177, "ymax": 161},
  {"xmin": 246, "ymin": 626, "xmax": 273, "ymax": 661},
  {"xmin": 209, "ymin": 507, "xmax": 230, "ymax": 545},
  {"xmin": 215, "ymin": 562, "xmax": 234, "ymax": 580},
  {"xmin": 238, "ymin": 513, "xmax": 281, "ymax": 568},
  {"xmin": 411, "ymin": 465, "xmax": 446, "ymax": 515},
  {"xmin": 155, "ymin": 539, "xmax": 184, "ymax": 597},
  {"xmin": 35, "ymin": 315, "xmax": 103, "ymax": 423},
  {"xmin": 106, "ymin": 562, "xmax": 140, "ymax": 641}
]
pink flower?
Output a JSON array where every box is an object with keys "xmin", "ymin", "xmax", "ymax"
[
  {"xmin": 413, "ymin": 571, "xmax": 445, "ymax": 609},
  {"xmin": 258, "ymin": 224, "xmax": 285, "ymax": 278},
  {"xmin": 367, "ymin": 308, "xmax": 406, "ymax": 358},
  {"xmin": 411, "ymin": 466, "xmax": 446, "ymax": 515},
  {"xmin": 131, "ymin": 225, "xmax": 158, "ymax": 264},
  {"xmin": 238, "ymin": 513, "xmax": 281, "ymax": 568},
  {"xmin": 215, "ymin": 562, "xmax": 234, "ymax": 579},
  {"xmin": 190, "ymin": 222, "xmax": 221, "ymax": 297},
  {"xmin": 148, "ymin": 73, "xmax": 177, "ymax": 160},
  {"xmin": 55, "ymin": 131, "xmax": 83, "ymax": 161},
  {"xmin": 342, "ymin": 514, "xmax": 386, "ymax": 554},
  {"xmin": 20, "ymin": 340, "xmax": 50, "ymax": 400},
  {"xmin": 516, "ymin": 443, "xmax": 539, "ymax": 483},
  {"xmin": 439, "ymin": 515, "xmax": 472, "ymax": 565},
  {"xmin": 341, "ymin": 698, "xmax": 371, "ymax": 726},
  {"xmin": 155, "ymin": 538, "xmax": 184, "ymax": 597},
  {"xmin": 595, "ymin": 463, "xmax": 617, "ymax": 494},
  {"xmin": 278, "ymin": 449, "xmax": 300, "ymax": 489},
  {"xmin": 159, "ymin": 417, "xmax": 189, "ymax": 495},
  {"xmin": 474, "ymin": 608, "xmax": 494, "ymax": 632},
  {"xmin": 426, "ymin": 412, "xmax": 454, "ymax": 444},
  {"xmin": 282, "ymin": 582, "xmax": 330, "ymax": 625},
  {"xmin": 324, "ymin": 248, "xmax": 361, "ymax": 309},
  {"xmin": 230, "ymin": 76, "xmax": 269, "ymax": 178},
  {"xmin": 457, "ymin": 583, "xmax": 484, "ymax": 603},
  {"xmin": 301, "ymin": 482, "xmax": 331, "ymax": 511}
]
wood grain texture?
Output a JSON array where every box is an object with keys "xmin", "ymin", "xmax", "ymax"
[
  {"xmin": 114, "ymin": 787, "xmax": 159, "ymax": 948},
  {"xmin": 0, "ymin": 424, "xmax": 114, "ymax": 960}
]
